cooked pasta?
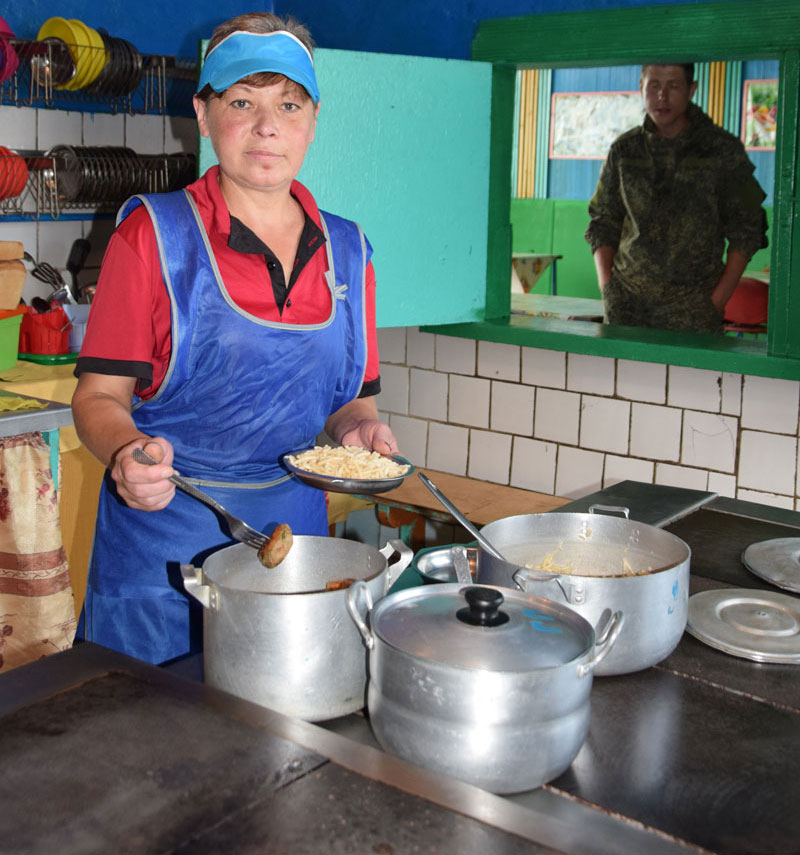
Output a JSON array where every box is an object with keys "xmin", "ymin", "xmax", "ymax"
[{"xmin": 287, "ymin": 445, "xmax": 410, "ymax": 480}]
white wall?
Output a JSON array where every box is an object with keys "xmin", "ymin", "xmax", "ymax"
[{"xmin": 377, "ymin": 327, "xmax": 800, "ymax": 510}]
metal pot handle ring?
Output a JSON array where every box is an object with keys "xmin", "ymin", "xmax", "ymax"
[
  {"xmin": 346, "ymin": 580, "xmax": 375, "ymax": 649},
  {"xmin": 577, "ymin": 609, "xmax": 624, "ymax": 677}
]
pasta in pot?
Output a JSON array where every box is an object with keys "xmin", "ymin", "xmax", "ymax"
[{"xmin": 287, "ymin": 445, "xmax": 410, "ymax": 480}]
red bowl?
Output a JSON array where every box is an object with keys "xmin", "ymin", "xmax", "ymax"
[
  {"xmin": 0, "ymin": 15, "xmax": 15, "ymax": 38},
  {"xmin": 0, "ymin": 37, "xmax": 18, "ymax": 83}
]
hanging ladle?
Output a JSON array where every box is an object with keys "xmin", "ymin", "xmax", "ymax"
[
  {"xmin": 417, "ymin": 472, "xmax": 508, "ymax": 561},
  {"xmin": 417, "ymin": 471, "xmax": 564, "ymax": 592}
]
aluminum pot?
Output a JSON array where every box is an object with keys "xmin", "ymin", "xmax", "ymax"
[
  {"xmin": 477, "ymin": 507, "xmax": 691, "ymax": 676},
  {"xmin": 347, "ymin": 581, "xmax": 622, "ymax": 794},
  {"xmin": 180, "ymin": 536, "xmax": 412, "ymax": 721}
]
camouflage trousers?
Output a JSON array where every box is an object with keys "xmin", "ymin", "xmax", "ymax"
[{"xmin": 603, "ymin": 273, "xmax": 724, "ymax": 334}]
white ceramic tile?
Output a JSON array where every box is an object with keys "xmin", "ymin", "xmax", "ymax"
[
  {"xmin": 738, "ymin": 488, "xmax": 795, "ymax": 511},
  {"xmin": 681, "ymin": 410, "xmax": 737, "ymax": 473},
  {"xmin": 37, "ymin": 109, "xmax": 82, "ymax": 149},
  {"xmin": 708, "ymin": 472, "xmax": 736, "ymax": 498},
  {"xmin": 490, "ymin": 380, "xmax": 534, "ymax": 436},
  {"xmin": 435, "ymin": 335, "xmax": 475, "ymax": 375},
  {"xmin": 720, "ymin": 372, "xmax": 742, "ymax": 416},
  {"xmin": 521, "ymin": 346, "xmax": 565, "ymax": 388},
  {"xmin": 375, "ymin": 364, "xmax": 409, "ymax": 415},
  {"xmin": 738, "ymin": 430, "xmax": 797, "ymax": 495},
  {"xmin": 82, "ymin": 112, "xmax": 125, "ymax": 146},
  {"xmin": 567, "ymin": 353, "xmax": 615, "ymax": 396},
  {"xmin": 0, "ymin": 106, "xmax": 37, "ymax": 149},
  {"xmin": 579, "ymin": 395, "xmax": 630, "ymax": 454},
  {"xmin": 554, "ymin": 446, "xmax": 604, "ymax": 499},
  {"xmin": 655, "ymin": 463, "xmax": 709, "ymax": 491},
  {"xmin": 448, "ymin": 374, "xmax": 490, "ymax": 428},
  {"xmin": 409, "ymin": 368, "xmax": 447, "ymax": 421},
  {"xmin": 603, "ymin": 455, "xmax": 654, "ymax": 488},
  {"xmin": 165, "ymin": 115, "xmax": 199, "ymax": 155},
  {"xmin": 125, "ymin": 114, "xmax": 165, "ymax": 154},
  {"xmin": 617, "ymin": 359, "xmax": 666, "ymax": 404},
  {"xmin": 37, "ymin": 218, "xmax": 84, "ymax": 273},
  {"xmin": 667, "ymin": 365, "xmax": 720, "ymax": 412},
  {"xmin": 740, "ymin": 375, "xmax": 800, "ymax": 434},
  {"xmin": 389, "ymin": 415, "xmax": 428, "ymax": 465},
  {"xmin": 510, "ymin": 437, "xmax": 557, "ymax": 494},
  {"xmin": 427, "ymin": 422, "xmax": 469, "ymax": 476},
  {"xmin": 629, "ymin": 403, "xmax": 682, "ymax": 461},
  {"xmin": 467, "ymin": 429, "xmax": 512, "ymax": 484},
  {"xmin": 534, "ymin": 387, "xmax": 580, "ymax": 444},
  {"xmin": 477, "ymin": 340, "xmax": 520, "ymax": 381},
  {"xmin": 406, "ymin": 328, "xmax": 434, "ymax": 368},
  {"xmin": 376, "ymin": 327, "xmax": 406, "ymax": 364}
]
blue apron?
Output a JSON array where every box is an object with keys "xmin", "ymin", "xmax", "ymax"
[{"xmin": 79, "ymin": 189, "xmax": 370, "ymax": 664}]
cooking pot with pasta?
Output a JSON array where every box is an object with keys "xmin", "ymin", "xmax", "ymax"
[
  {"xmin": 180, "ymin": 537, "xmax": 412, "ymax": 720},
  {"xmin": 476, "ymin": 506, "xmax": 690, "ymax": 676}
]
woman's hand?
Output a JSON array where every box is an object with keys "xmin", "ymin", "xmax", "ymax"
[
  {"xmin": 325, "ymin": 397, "xmax": 399, "ymax": 455},
  {"xmin": 111, "ymin": 436, "xmax": 177, "ymax": 511}
]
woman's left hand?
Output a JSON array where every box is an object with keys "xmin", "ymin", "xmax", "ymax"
[
  {"xmin": 325, "ymin": 397, "xmax": 399, "ymax": 455},
  {"xmin": 338, "ymin": 418, "xmax": 398, "ymax": 455}
]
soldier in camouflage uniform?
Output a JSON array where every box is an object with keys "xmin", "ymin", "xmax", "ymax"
[{"xmin": 585, "ymin": 63, "xmax": 767, "ymax": 333}]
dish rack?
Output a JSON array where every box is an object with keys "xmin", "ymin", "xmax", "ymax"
[
  {"xmin": 0, "ymin": 38, "xmax": 196, "ymax": 116},
  {"xmin": 0, "ymin": 147, "xmax": 196, "ymax": 219}
]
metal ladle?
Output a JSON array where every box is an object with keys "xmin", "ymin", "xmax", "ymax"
[
  {"xmin": 417, "ymin": 471, "xmax": 564, "ymax": 592},
  {"xmin": 417, "ymin": 472, "xmax": 508, "ymax": 561}
]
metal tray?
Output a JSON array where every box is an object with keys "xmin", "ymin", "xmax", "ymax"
[
  {"xmin": 280, "ymin": 448, "xmax": 414, "ymax": 495},
  {"xmin": 686, "ymin": 587, "xmax": 800, "ymax": 664},
  {"xmin": 742, "ymin": 537, "xmax": 800, "ymax": 594}
]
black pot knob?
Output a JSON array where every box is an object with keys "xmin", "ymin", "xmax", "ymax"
[{"xmin": 456, "ymin": 586, "xmax": 509, "ymax": 627}]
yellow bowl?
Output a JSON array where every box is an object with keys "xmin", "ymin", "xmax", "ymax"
[
  {"xmin": 36, "ymin": 17, "xmax": 81, "ymax": 89},
  {"xmin": 69, "ymin": 19, "xmax": 107, "ymax": 88}
]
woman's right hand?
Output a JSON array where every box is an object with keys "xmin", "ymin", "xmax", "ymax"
[{"xmin": 111, "ymin": 436, "xmax": 177, "ymax": 511}]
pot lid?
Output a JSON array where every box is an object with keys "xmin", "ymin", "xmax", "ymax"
[
  {"xmin": 686, "ymin": 588, "xmax": 800, "ymax": 664},
  {"xmin": 742, "ymin": 537, "xmax": 800, "ymax": 594},
  {"xmin": 372, "ymin": 584, "xmax": 593, "ymax": 671}
]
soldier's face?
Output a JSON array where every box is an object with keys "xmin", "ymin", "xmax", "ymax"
[{"xmin": 641, "ymin": 65, "xmax": 698, "ymax": 138}]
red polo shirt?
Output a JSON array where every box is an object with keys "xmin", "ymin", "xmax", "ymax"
[{"xmin": 76, "ymin": 166, "xmax": 380, "ymax": 400}]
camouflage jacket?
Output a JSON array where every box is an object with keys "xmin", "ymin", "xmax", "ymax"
[{"xmin": 585, "ymin": 103, "xmax": 767, "ymax": 302}]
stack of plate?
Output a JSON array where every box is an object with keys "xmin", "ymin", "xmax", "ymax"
[
  {"xmin": 41, "ymin": 145, "xmax": 196, "ymax": 205},
  {"xmin": 0, "ymin": 16, "xmax": 19, "ymax": 84},
  {"xmin": 0, "ymin": 147, "xmax": 28, "ymax": 202},
  {"xmin": 35, "ymin": 17, "xmax": 109, "ymax": 91}
]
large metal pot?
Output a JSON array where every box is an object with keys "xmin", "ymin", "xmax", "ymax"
[
  {"xmin": 477, "ymin": 507, "xmax": 691, "ymax": 676},
  {"xmin": 180, "ymin": 536, "xmax": 412, "ymax": 721},
  {"xmin": 347, "ymin": 581, "xmax": 622, "ymax": 794}
]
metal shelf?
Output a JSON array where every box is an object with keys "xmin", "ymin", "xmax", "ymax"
[{"xmin": 0, "ymin": 38, "xmax": 197, "ymax": 117}]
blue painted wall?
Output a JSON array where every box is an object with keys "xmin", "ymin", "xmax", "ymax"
[
  {"xmin": 275, "ymin": 0, "xmax": 732, "ymax": 61},
  {"xmin": 3, "ymin": 0, "xmax": 273, "ymax": 58}
]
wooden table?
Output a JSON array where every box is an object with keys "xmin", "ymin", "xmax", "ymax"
[{"xmin": 360, "ymin": 468, "xmax": 570, "ymax": 550}]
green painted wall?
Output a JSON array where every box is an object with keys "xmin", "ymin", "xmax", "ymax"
[
  {"xmin": 511, "ymin": 198, "xmax": 774, "ymax": 300},
  {"xmin": 198, "ymin": 47, "xmax": 493, "ymax": 329}
]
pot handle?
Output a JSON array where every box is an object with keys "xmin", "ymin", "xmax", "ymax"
[
  {"xmin": 179, "ymin": 564, "xmax": 219, "ymax": 611},
  {"xmin": 588, "ymin": 504, "xmax": 630, "ymax": 519},
  {"xmin": 577, "ymin": 609, "xmax": 624, "ymax": 678},
  {"xmin": 380, "ymin": 539, "xmax": 414, "ymax": 591},
  {"xmin": 512, "ymin": 566, "xmax": 570, "ymax": 604},
  {"xmin": 346, "ymin": 580, "xmax": 375, "ymax": 649}
]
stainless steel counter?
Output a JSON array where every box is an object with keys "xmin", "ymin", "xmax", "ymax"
[
  {"xmin": 1, "ymin": 481, "xmax": 798, "ymax": 854},
  {"xmin": 0, "ymin": 388, "xmax": 73, "ymax": 437}
]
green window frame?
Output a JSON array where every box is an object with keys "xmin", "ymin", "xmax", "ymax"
[{"xmin": 425, "ymin": 0, "xmax": 800, "ymax": 381}]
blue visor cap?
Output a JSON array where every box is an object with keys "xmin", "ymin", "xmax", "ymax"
[{"xmin": 198, "ymin": 30, "xmax": 320, "ymax": 103}]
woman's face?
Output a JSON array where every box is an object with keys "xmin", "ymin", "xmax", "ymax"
[{"xmin": 194, "ymin": 77, "xmax": 319, "ymax": 196}]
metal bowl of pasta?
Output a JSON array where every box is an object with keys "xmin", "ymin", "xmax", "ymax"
[{"xmin": 280, "ymin": 445, "xmax": 415, "ymax": 494}]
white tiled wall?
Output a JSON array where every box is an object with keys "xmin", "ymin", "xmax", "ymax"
[
  {"xmin": 0, "ymin": 104, "xmax": 197, "ymax": 304},
  {"xmin": 377, "ymin": 328, "xmax": 800, "ymax": 510}
]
